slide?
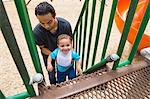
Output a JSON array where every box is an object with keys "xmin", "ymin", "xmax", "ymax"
[{"xmin": 115, "ymin": 0, "xmax": 150, "ymax": 51}]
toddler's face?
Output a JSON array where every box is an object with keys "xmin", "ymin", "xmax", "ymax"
[{"xmin": 58, "ymin": 38, "xmax": 72, "ymax": 54}]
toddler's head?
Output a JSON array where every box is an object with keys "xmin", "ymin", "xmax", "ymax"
[{"xmin": 57, "ymin": 34, "xmax": 72, "ymax": 54}]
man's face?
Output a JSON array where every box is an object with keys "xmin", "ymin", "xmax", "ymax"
[{"xmin": 37, "ymin": 13, "xmax": 56, "ymax": 31}]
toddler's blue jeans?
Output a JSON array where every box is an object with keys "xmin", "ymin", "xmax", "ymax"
[{"xmin": 57, "ymin": 66, "xmax": 76, "ymax": 83}]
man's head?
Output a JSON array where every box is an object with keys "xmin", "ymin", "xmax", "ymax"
[
  {"xmin": 35, "ymin": 2, "xmax": 57, "ymax": 31},
  {"xmin": 35, "ymin": 2, "xmax": 56, "ymax": 17}
]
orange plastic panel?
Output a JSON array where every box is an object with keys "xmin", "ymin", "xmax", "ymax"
[{"xmin": 115, "ymin": 0, "xmax": 150, "ymax": 51}]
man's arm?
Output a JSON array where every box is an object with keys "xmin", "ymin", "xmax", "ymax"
[{"xmin": 39, "ymin": 45, "xmax": 51, "ymax": 56}]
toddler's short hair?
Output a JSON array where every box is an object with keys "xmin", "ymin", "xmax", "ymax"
[{"xmin": 57, "ymin": 34, "xmax": 72, "ymax": 44}]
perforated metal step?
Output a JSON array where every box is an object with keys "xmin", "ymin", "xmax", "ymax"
[{"xmin": 33, "ymin": 61, "xmax": 150, "ymax": 99}]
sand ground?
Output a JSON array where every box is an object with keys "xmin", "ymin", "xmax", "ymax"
[{"xmin": 0, "ymin": 0, "xmax": 149, "ymax": 97}]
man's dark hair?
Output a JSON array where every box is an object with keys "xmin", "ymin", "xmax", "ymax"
[{"xmin": 35, "ymin": 2, "xmax": 56, "ymax": 18}]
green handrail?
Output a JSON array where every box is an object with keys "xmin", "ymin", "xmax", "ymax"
[
  {"xmin": 112, "ymin": 0, "xmax": 139, "ymax": 70},
  {"xmin": 73, "ymin": 0, "xmax": 149, "ymax": 72},
  {"xmin": 73, "ymin": 0, "xmax": 89, "ymax": 70},
  {"xmin": 14, "ymin": 0, "xmax": 43, "ymax": 74},
  {"xmin": 85, "ymin": 0, "xmax": 97, "ymax": 69},
  {"xmin": 128, "ymin": 2, "xmax": 150, "ymax": 62},
  {"xmin": 73, "ymin": 0, "xmax": 87, "ymax": 35},
  {"xmin": 0, "ymin": 0, "xmax": 36, "ymax": 97},
  {"xmin": 75, "ymin": 29, "xmax": 79, "ymax": 52},
  {"xmin": 84, "ymin": 58, "xmax": 107, "ymax": 74},
  {"xmin": 79, "ymin": 17, "xmax": 83, "ymax": 55},
  {"xmin": 0, "ymin": 90, "xmax": 6, "ymax": 99},
  {"xmin": 7, "ymin": 92, "xmax": 30, "ymax": 99},
  {"xmin": 101, "ymin": 0, "xmax": 118, "ymax": 60},
  {"xmin": 81, "ymin": 0, "xmax": 89, "ymax": 70},
  {"xmin": 91, "ymin": 0, "xmax": 106, "ymax": 65}
]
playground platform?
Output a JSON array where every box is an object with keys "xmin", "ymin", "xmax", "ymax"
[
  {"xmin": 33, "ymin": 60, "xmax": 150, "ymax": 98},
  {"xmin": 0, "ymin": 0, "xmax": 150, "ymax": 98}
]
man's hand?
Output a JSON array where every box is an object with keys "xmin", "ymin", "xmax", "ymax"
[{"xmin": 39, "ymin": 45, "xmax": 51, "ymax": 56}]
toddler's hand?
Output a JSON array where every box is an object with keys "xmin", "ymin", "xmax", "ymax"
[
  {"xmin": 47, "ymin": 65, "xmax": 53, "ymax": 71},
  {"xmin": 77, "ymin": 68, "xmax": 83, "ymax": 76}
]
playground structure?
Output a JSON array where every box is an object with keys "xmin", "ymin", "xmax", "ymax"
[
  {"xmin": 115, "ymin": 0, "xmax": 150, "ymax": 51},
  {"xmin": 0, "ymin": 0, "xmax": 150, "ymax": 99}
]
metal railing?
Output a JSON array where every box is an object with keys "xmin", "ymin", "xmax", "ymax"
[
  {"xmin": 0, "ymin": 0, "xmax": 149, "ymax": 98},
  {"xmin": 0, "ymin": 0, "xmax": 43, "ymax": 98},
  {"xmin": 73, "ymin": 0, "xmax": 150, "ymax": 71}
]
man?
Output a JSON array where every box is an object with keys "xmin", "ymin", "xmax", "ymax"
[{"xmin": 33, "ymin": 2, "xmax": 72, "ymax": 84}]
